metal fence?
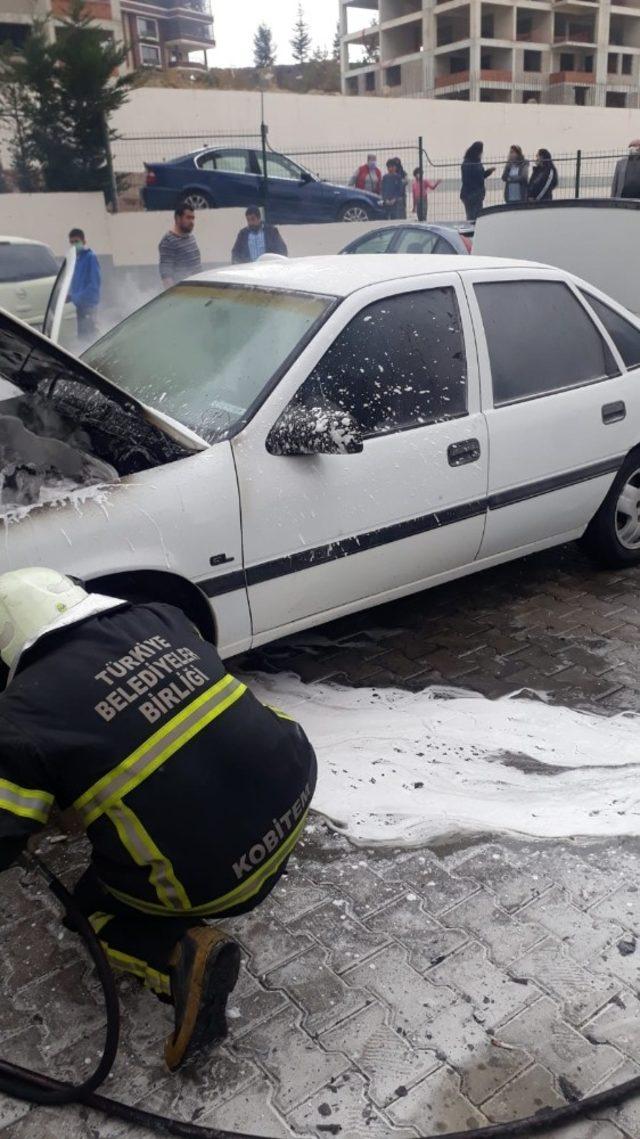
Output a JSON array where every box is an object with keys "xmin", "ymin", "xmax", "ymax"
[
  {"xmin": 93, "ymin": 131, "xmax": 626, "ymax": 220},
  {"xmin": 111, "ymin": 131, "xmax": 262, "ymax": 172}
]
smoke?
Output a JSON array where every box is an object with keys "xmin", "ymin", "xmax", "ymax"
[{"xmin": 60, "ymin": 270, "xmax": 162, "ymax": 355}]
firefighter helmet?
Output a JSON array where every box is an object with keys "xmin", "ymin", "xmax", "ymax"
[{"xmin": 0, "ymin": 567, "xmax": 122, "ymax": 675}]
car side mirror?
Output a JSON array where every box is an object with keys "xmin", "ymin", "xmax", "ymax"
[
  {"xmin": 300, "ymin": 171, "xmax": 313, "ymax": 184},
  {"xmin": 266, "ymin": 402, "xmax": 364, "ymax": 457}
]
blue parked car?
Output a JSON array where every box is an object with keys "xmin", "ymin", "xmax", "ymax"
[{"xmin": 141, "ymin": 146, "xmax": 385, "ymax": 224}]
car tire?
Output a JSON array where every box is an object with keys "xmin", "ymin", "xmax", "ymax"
[
  {"xmin": 581, "ymin": 448, "xmax": 640, "ymax": 568},
  {"xmin": 338, "ymin": 202, "xmax": 373, "ymax": 223},
  {"xmin": 181, "ymin": 190, "xmax": 215, "ymax": 210}
]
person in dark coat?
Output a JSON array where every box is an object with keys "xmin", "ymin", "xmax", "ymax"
[
  {"xmin": 528, "ymin": 149, "xmax": 559, "ymax": 203},
  {"xmin": 231, "ymin": 206, "xmax": 288, "ymax": 264},
  {"xmin": 460, "ymin": 142, "xmax": 496, "ymax": 222},
  {"xmin": 381, "ymin": 159, "xmax": 405, "ymax": 220},
  {"xmin": 390, "ymin": 157, "xmax": 408, "ymax": 219},
  {"xmin": 501, "ymin": 145, "xmax": 530, "ymax": 204},
  {"xmin": 0, "ymin": 567, "xmax": 316, "ymax": 1072}
]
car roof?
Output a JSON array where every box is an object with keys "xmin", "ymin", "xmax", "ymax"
[
  {"xmin": 0, "ymin": 235, "xmax": 50, "ymax": 247},
  {"xmin": 191, "ymin": 254, "xmax": 550, "ymax": 298}
]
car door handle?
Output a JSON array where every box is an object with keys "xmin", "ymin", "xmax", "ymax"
[
  {"xmin": 602, "ymin": 401, "xmax": 626, "ymax": 425},
  {"xmin": 448, "ymin": 438, "xmax": 481, "ymax": 466}
]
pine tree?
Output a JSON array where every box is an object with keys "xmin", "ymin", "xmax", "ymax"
[
  {"xmin": 253, "ymin": 23, "xmax": 276, "ymax": 69},
  {"xmin": 290, "ymin": 3, "xmax": 311, "ymax": 64},
  {"xmin": 332, "ymin": 22, "xmax": 341, "ymax": 61},
  {"xmin": 0, "ymin": 0, "xmax": 133, "ymax": 199}
]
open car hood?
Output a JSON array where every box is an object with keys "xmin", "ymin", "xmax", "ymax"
[{"xmin": 0, "ymin": 306, "xmax": 207, "ymax": 466}]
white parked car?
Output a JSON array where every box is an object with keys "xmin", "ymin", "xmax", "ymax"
[
  {"xmin": 2, "ymin": 254, "xmax": 640, "ymax": 660},
  {"xmin": 0, "ymin": 235, "xmax": 74, "ymax": 333}
]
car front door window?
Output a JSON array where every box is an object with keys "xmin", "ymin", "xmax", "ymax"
[
  {"xmin": 294, "ymin": 287, "xmax": 468, "ymax": 437},
  {"xmin": 263, "ymin": 154, "xmax": 304, "ymax": 181}
]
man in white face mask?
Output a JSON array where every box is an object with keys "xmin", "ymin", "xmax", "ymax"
[{"xmin": 611, "ymin": 140, "xmax": 640, "ymax": 199}]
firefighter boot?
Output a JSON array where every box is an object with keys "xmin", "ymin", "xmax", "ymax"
[{"xmin": 164, "ymin": 927, "xmax": 241, "ymax": 1071}]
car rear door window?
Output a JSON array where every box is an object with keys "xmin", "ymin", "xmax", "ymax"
[
  {"xmin": 296, "ymin": 287, "xmax": 467, "ymax": 436},
  {"xmin": 434, "ymin": 236, "xmax": 457, "ymax": 254},
  {"xmin": 200, "ymin": 149, "xmax": 251, "ymax": 173},
  {"xmin": 348, "ymin": 230, "xmax": 395, "ymax": 254},
  {"xmin": 579, "ymin": 291, "xmax": 640, "ymax": 370},
  {"xmin": 394, "ymin": 229, "xmax": 440, "ymax": 254},
  {"xmin": 475, "ymin": 280, "xmax": 619, "ymax": 407}
]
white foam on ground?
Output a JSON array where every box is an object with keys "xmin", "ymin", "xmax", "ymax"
[{"xmin": 241, "ymin": 672, "xmax": 640, "ymax": 847}]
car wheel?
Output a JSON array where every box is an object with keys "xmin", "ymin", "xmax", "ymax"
[
  {"xmin": 182, "ymin": 190, "xmax": 214, "ymax": 210},
  {"xmin": 581, "ymin": 449, "xmax": 640, "ymax": 567},
  {"xmin": 338, "ymin": 203, "xmax": 372, "ymax": 223}
]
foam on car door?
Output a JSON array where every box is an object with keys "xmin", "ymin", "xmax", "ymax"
[{"xmin": 236, "ymin": 277, "xmax": 489, "ymax": 638}]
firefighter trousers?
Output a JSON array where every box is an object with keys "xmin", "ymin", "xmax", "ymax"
[{"xmin": 71, "ymin": 861, "xmax": 291, "ymax": 999}]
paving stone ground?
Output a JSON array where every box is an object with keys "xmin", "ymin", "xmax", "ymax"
[{"xmin": 4, "ymin": 543, "xmax": 640, "ymax": 1138}]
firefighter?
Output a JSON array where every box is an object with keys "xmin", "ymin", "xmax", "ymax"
[{"xmin": 0, "ymin": 568, "xmax": 317, "ymax": 1070}]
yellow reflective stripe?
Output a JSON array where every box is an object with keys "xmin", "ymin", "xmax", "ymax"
[
  {"xmin": 106, "ymin": 800, "xmax": 191, "ymax": 912},
  {"xmin": 0, "ymin": 778, "xmax": 53, "ymax": 824},
  {"xmin": 89, "ymin": 912, "xmax": 114, "ymax": 936},
  {"xmin": 268, "ymin": 705, "xmax": 295, "ymax": 722},
  {"xmin": 99, "ymin": 943, "xmax": 171, "ymax": 996},
  {"xmin": 74, "ymin": 674, "xmax": 246, "ymax": 827},
  {"xmin": 103, "ymin": 810, "xmax": 309, "ymax": 918}
]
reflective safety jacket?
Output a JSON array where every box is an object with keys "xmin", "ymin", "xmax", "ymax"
[{"xmin": 0, "ymin": 602, "xmax": 317, "ymax": 918}]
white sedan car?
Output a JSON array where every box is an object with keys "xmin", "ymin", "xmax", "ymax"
[
  {"xmin": 2, "ymin": 254, "xmax": 640, "ymax": 660},
  {"xmin": 0, "ymin": 235, "xmax": 74, "ymax": 334}
]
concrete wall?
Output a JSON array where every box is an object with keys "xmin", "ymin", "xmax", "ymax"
[
  {"xmin": 112, "ymin": 86, "xmax": 640, "ymax": 167},
  {"xmin": 0, "ymin": 192, "xmax": 111, "ymax": 254},
  {"xmin": 0, "ymin": 191, "xmax": 389, "ymax": 265}
]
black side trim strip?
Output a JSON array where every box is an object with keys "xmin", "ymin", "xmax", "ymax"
[
  {"xmin": 245, "ymin": 500, "xmax": 487, "ymax": 587},
  {"xmin": 200, "ymin": 570, "xmax": 247, "ymax": 598},
  {"xmin": 488, "ymin": 455, "xmax": 624, "ymax": 511},
  {"xmin": 199, "ymin": 454, "xmax": 624, "ymax": 596}
]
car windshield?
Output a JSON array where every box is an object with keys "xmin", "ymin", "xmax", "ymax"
[
  {"xmin": 0, "ymin": 242, "xmax": 59, "ymax": 282},
  {"xmin": 83, "ymin": 283, "xmax": 333, "ymax": 444}
]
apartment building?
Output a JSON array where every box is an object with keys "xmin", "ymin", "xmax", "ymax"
[
  {"xmin": 0, "ymin": 0, "xmax": 214, "ymax": 71},
  {"xmin": 339, "ymin": 0, "xmax": 640, "ymax": 107}
]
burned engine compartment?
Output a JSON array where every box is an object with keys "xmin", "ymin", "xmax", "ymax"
[{"xmin": 0, "ymin": 319, "xmax": 193, "ymax": 514}]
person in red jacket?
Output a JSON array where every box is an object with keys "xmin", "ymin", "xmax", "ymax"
[{"xmin": 349, "ymin": 154, "xmax": 381, "ymax": 195}]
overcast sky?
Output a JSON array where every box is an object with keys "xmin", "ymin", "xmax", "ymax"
[{"xmin": 210, "ymin": 1, "xmax": 339, "ymax": 67}]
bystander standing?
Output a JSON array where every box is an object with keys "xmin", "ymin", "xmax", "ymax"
[
  {"xmin": 412, "ymin": 168, "xmax": 440, "ymax": 220},
  {"xmin": 381, "ymin": 160, "xmax": 405, "ymax": 220},
  {"xmin": 231, "ymin": 206, "xmax": 287, "ymax": 264},
  {"xmin": 502, "ymin": 145, "xmax": 529, "ymax": 204},
  {"xmin": 460, "ymin": 142, "xmax": 495, "ymax": 222},
  {"xmin": 528, "ymin": 149, "xmax": 558, "ymax": 203},
  {"xmin": 68, "ymin": 228, "xmax": 101, "ymax": 340},
  {"xmin": 612, "ymin": 140, "xmax": 640, "ymax": 199},
  {"xmin": 349, "ymin": 154, "xmax": 382, "ymax": 195},
  {"xmin": 158, "ymin": 203, "xmax": 202, "ymax": 288},
  {"xmin": 391, "ymin": 157, "xmax": 409, "ymax": 219}
]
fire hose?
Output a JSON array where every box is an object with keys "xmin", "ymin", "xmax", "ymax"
[{"xmin": 1, "ymin": 852, "xmax": 640, "ymax": 1139}]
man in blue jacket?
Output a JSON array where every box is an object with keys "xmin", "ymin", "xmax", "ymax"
[{"xmin": 68, "ymin": 227, "xmax": 101, "ymax": 340}]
